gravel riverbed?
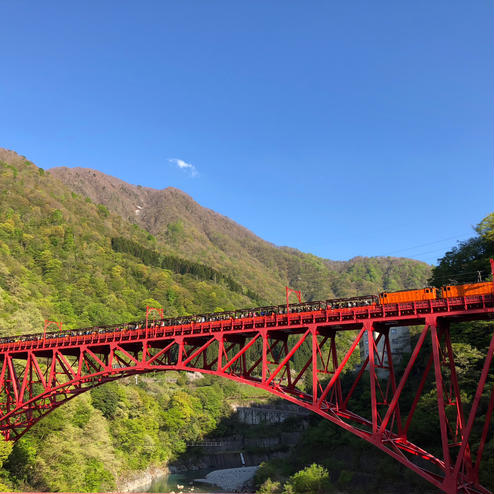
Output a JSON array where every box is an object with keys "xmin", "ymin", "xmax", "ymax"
[{"xmin": 194, "ymin": 466, "xmax": 258, "ymax": 492}]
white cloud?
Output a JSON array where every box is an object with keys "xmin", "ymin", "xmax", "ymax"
[{"xmin": 168, "ymin": 158, "xmax": 198, "ymax": 177}]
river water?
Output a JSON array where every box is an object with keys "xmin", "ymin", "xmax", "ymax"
[{"xmin": 143, "ymin": 469, "xmax": 227, "ymax": 493}]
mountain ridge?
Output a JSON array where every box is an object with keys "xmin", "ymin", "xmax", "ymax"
[
  {"xmin": 47, "ymin": 153, "xmax": 432, "ymax": 302},
  {"xmin": 0, "ymin": 147, "xmax": 432, "ymax": 305},
  {"xmin": 49, "ymin": 165, "xmax": 411, "ymax": 264},
  {"xmin": 49, "ymin": 165, "xmax": 286, "ymax": 250}
]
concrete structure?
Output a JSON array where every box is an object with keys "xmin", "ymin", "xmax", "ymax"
[{"xmin": 359, "ymin": 326, "xmax": 411, "ymax": 375}]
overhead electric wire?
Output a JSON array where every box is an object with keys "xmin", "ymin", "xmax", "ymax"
[
  {"xmin": 430, "ymin": 268, "xmax": 491, "ymax": 285},
  {"xmin": 385, "ymin": 245, "xmax": 469, "ymax": 265},
  {"xmin": 381, "ymin": 232, "xmax": 473, "ymax": 257},
  {"xmin": 403, "ymin": 246, "xmax": 464, "ymax": 259}
]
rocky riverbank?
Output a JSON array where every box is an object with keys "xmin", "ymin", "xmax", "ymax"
[{"xmin": 118, "ymin": 466, "xmax": 170, "ymax": 492}]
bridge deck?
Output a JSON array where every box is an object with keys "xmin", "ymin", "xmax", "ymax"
[{"xmin": 1, "ymin": 293, "xmax": 492, "ymax": 355}]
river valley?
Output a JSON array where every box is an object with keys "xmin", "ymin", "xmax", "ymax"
[
  {"xmin": 131, "ymin": 402, "xmax": 307, "ymax": 493},
  {"xmin": 139, "ymin": 466, "xmax": 259, "ymax": 493},
  {"xmin": 141, "ymin": 468, "xmax": 226, "ymax": 493}
]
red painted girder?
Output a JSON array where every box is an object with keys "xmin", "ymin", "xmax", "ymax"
[{"xmin": 0, "ymin": 305, "xmax": 492, "ymax": 494}]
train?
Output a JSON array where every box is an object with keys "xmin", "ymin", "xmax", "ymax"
[
  {"xmin": 0, "ymin": 281, "xmax": 492, "ymax": 345},
  {"xmin": 378, "ymin": 281, "xmax": 493, "ymax": 304}
]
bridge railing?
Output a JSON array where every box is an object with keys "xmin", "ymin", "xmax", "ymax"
[{"xmin": 0, "ymin": 293, "xmax": 492, "ymax": 353}]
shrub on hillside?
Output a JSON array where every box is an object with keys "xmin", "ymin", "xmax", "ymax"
[{"xmin": 283, "ymin": 463, "xmax": 332, "ymax": 494}]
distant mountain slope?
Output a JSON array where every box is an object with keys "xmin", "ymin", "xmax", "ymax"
[
  {"xmin": 49, "ymin": 160, "xmax": 431, "ymax": 302},
  {"xmin": 0, "ymin": 147, "xmax": 432, "ymax": 492},
  {"xmin": 50, "ymin": 166, "xmax": 257, "ymax": 243},
  {"xmin": 0, "ymin": 149, "xmax": 259, "ymax": 335}
]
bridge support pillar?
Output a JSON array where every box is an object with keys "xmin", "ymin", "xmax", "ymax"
[
  {"xmin": 312, "ymin": 326, "xmax": 318, "ymax": 404},
  {"xmin": 176, "ymin": 336, "xmax": 184, "ymax": 367},
  {"xmin": 365, "ymin": 321, "xmax": 378, "ymax": 434},
  {"xmin": 261, "ymin": 329, "xmax": 268, "ymax": 383},
  {"xmin": 216, "ymin": 334, "xmax": 224, "ymax": 372}
]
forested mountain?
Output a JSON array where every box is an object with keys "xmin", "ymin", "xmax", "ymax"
[
  {"xmin": 0, "ymin": 148, "xmax": 259, "ymax": 335},
  {"xmin": 0, "ymin": 147, "xmax": 434, "ymax": 492},
  {"xmin": 50, "ymin": 162, "xmax": 431, "ymax": 302}
]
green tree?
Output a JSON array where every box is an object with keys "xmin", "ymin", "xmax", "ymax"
[
  {"xmin": 0, "ymin": 437, "xmax": 13, "ymax": 491},
  {"xmin": 476, "ymin": 212, "xmax": 494, "ymax": 242},
  {"xmin": 429, "ymin": 213, "xmax": 493, "ymax": 286},
  {"xmin": 0, "ymin": 438, "xmax": 12, "ymax": 469},
  {"xmin": 91, "ymin": 383, "xmax": 121, "ymax": 419},
  {"xmin": 84, "ymin": 458, "xmax": 115, "ymax": 492},
  {"xmin": 97, "ymin": 204, "xmax": 109, "ymax": 218},
  {"xmin": 283, "ymin": 464, "xmax": 331, "ymax": 494},
  {"xmin": 258, "ymin": 478, "xmax": 282, "ymax": 494}
]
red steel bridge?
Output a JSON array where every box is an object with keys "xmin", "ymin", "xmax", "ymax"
[{"xmin": 0, "ymin": 293, "xmax": 493, "ymax": 494}]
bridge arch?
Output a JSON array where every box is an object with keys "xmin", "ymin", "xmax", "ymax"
[{"xmin": 0, "ymin": 298, "xmax": 493, "ymax": 494}]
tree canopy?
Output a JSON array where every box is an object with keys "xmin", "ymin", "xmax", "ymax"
[{"xmin": 429, "ymin": 213, "xmax": 493, "ymax": 286}]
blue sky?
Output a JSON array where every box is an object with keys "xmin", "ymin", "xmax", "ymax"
[{"xmin": 1, "ymin": 2, "xmax": 492, "ymax": 264}]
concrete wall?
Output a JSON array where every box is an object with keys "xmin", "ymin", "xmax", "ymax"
[
  {"xmin": 233, "ymin": 405, "xmax": 310, "ymax": 425},
  {"xmin": 359, "ymin": 326, "xmax": 411, "ymax": 373}
]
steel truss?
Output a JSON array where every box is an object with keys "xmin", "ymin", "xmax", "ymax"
[{"xmin": 0, "ymin": 295, "xmax": 493, "ymax": 494}]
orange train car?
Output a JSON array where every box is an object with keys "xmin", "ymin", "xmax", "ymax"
[
  {"xmin": 379, "ymin": 287, "xmax": 437, "ymax": 305},
  {"xmin": 440, "ymin": 282, "xmax": 493, "ymax": 299}
]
